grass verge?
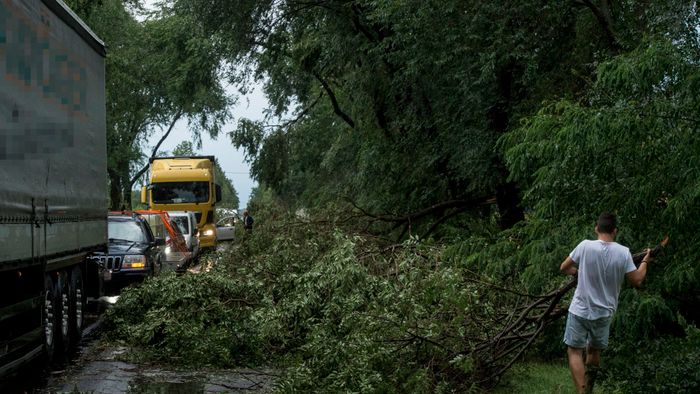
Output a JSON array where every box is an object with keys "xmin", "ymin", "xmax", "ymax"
[{"xmin": 493, "ymin": 362, "xmax": 574, "ymax": 394}]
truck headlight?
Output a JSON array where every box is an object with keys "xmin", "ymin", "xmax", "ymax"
[
  {"xmin": 202, "ymin": 229, "xmax": 215, "ymax": 236},
  {"xmin": 123, "ymin": 255, "xmax": 146, "ymax": 269}
]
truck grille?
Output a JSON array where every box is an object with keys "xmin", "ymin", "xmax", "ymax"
[{"xmin": 92, "ymin": 256, "xmax": 122, "ymax": 270}]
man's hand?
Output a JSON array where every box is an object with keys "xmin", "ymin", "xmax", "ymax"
[{"xmin": 643, "ymin": 248, "xmax": 653, "ymax": 265}]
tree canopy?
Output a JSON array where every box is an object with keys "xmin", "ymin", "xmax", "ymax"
[
  {"xmin": 66, "ymin": 0, "xmax": 231, "ymax": 209},
  {"xmin": 162, "ymin": 0, "xmax": 700, "ymax": 307},
  {"xmin": 171, "ymin": 0, "xmax": 700, "ymax": 232},
  {"xmin": 101, "ymin": 0, "xmax": 700, "ymax": 392}
]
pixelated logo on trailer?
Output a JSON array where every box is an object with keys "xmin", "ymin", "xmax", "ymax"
[{"xmin": 0, "ymin": 1, "xmax": 88, "ymax": 159}]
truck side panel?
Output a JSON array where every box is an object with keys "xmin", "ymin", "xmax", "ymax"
[
  {"xmin": 1, "ymin": 0, "xmax": 106, "ymax": 379},
  {"xmin": 0, "ymin": 0, "xmax": 107, "ymax": 266}
]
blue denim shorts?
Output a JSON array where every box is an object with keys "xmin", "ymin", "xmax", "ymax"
[{"xmin": 563, "ymin": 312, "xmax": 611, "ymax": 349}]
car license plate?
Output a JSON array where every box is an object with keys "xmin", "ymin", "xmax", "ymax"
[{"xmin": 103, "ymin": 269, "xmax": 112, "ymax": 281}]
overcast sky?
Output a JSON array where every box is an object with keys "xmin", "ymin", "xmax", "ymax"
[
  {"xmin": 141, "ymin": 0, "xmax": 264, "ymax": 208},
  {"xmin": 144, "ymin": 85, "xmax": 266, "ymax": 208}
]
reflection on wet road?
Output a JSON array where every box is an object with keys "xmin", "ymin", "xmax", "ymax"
[
  {"xmin": 44, "ymin": 246, "xmax": 276, "ymax": 393},
  {"xmin": 45, "ymin": 345, "xmax": 275, "ymax": 393}
]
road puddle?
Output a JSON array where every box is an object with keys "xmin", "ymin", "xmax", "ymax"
[
  {"xmin": 4, "ymin": 255, "xmax": 271, "ymax": 393},
  {"xmin": 38, "ymin": 300, "xmax": 275, "ymax": 394},
  {"xmin": 128, "ymin": 376, "xmax": 206, "ymax": 393},
  {"xmin": 44, "ymin": 346, "xmax": 275, "ymax": 393}
]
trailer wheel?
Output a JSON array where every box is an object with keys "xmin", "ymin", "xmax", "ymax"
[
  {"xmin": 56, "ymin": 271, "xmax": 71, "ymax": 355},
  {"xmin": 43, "ymin": 274, "xmax": 57, "ymax": 363},
  {"xmin": 69, "ymin": 267, "xmax": 85, "ymax": 342}
]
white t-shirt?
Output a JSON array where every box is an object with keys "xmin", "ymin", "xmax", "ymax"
[{"xmin": 568, "ymin": 239, "xmax": 636, "ymax": 320}]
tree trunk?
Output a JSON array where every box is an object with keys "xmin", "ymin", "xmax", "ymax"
[
  {"xmin": 489, "ymin": 59, "xmax": 525, "ymax": 229},
  {"xmin": 108, "ymin": 168, "xmax": 122, "ymax": 211},
  {"xmin": 122, "ymin": 180, "xmax": 133, "ymax": 210},
  {"xmin": 496, "ymin": 181, "xmax": 524, "ymax": 229}
]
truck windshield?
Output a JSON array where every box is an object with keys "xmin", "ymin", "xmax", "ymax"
[
  {"xmin": 152, "ymin": 182, "xmax": 209, "ymax": 204},
  {"xmin": 108, "ymin": 220, "xmax": 147, "ymax": 243}
]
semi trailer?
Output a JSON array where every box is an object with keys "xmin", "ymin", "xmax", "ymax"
[{"xmin": 0, "ymin": 0, "xmax": 106, "ymax": 378}]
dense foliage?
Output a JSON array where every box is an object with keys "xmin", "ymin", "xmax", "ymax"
[
  {"xmin": 170, "ymin": 0, "xmax": 697, "ymax": 230},
  {"xmin": 102, "ymin": 0, "xmax": 700, "ymax": 392},
  {"xmin": 599, "ymin": 328, "xmax": 700, "ymax": 393},
  {"xmin": 65, "ymin": 0, "xmax": 233, "ymax": 209},
  {"xmin": 106, "ymin": 204, "xmax": 699, "ymax": 392},
  {"xmin": 106, "ymin": 208, "xmax": 509, "ymax": 391}
]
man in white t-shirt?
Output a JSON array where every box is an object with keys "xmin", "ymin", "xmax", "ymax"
[{"xmin": 560, "ymin": 212, "xmax": 652, "ymax": 394}]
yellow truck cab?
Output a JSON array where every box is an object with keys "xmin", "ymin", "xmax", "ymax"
[{"xmin": 141, "ymin": 156, "xmax": 222, "ymax": 249}]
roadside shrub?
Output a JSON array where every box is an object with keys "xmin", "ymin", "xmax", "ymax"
[{"xmin": 600, "ymin": 327, "xmax": 700, "ymax": 393}]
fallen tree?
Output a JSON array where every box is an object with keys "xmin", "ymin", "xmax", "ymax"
[
  {"xmin": 105, "ymin": 204, "xmax": 677, "ymax": 392},
  {"xmin": 464, "ymin": 236, "xmax": 669, "ymax": 388}
]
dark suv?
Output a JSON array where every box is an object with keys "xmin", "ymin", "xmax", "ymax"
[{"xmin": 92, "ymin": 213, "xmax": 164, "ymax": 292}]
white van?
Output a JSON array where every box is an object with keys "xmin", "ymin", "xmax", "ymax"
[{"xmin": 168, "ymin": 211, "xmax": 200, "ymax": 258}]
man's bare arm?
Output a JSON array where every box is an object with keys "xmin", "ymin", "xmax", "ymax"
[
  {"xmin": 560, "ymin": 256, "xmax": 578, "ymax": 276},
  {"xmin": 626, "ymin": 249, "xmax": 652, "ymax": 287}
]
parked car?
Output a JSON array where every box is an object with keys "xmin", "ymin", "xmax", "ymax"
[
  {"xmin": 92, "ymin": 213, "xmax": 164, "ymax": 292},
  {"xmin": 169, "ymin": 211, "xmax": 200, "ymax": 258},
  {"xmin": 216, "ymin": 214, "xmax": 240, "ymax": 241},
  {"xmin": 135, "ymin": 210, "xmax": 191, "ymax": 271}
]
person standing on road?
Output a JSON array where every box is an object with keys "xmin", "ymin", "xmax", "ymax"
[
  {"xmin": 243, "ymin": 210, "xmax": 254, "ymax": 232},
  {"xmin": 559, "ymin": 212, "xmax": 652, "ymax": 394}
]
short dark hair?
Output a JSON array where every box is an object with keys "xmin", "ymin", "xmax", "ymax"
[{"xmin": 597, "ymin": 212, "xmax": 617, "ymax": 234}]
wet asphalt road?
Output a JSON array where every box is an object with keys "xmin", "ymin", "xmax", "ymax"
[
  {"xmin": 45, "ymin": 243, "xmax": 276, "ymax": 393},
  {"xmin": 44, "ymin": 342, "xmax": 275, "ymax": 393},
  {"xmin": 4, "ymin": 242, "xmax": 277, "ymax": 393},
  {"xmin": 27, "ymin": 306, "xmax": 274, "ymax": 394},
  {"xmin": 0, "ymin": 298, "xmax": 274, "ymax": 394}
]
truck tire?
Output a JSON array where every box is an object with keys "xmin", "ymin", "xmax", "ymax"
[
  {"xmin": 43, "ymin": 274, "xmax": 57, "ymax": 364},
  {"xmin": 56, "ymin": 271, "xmax": 71, "ymax": 356},
  {"xmin": 69, "ymin": 267, "xmax": 85, "ymax": 343}
]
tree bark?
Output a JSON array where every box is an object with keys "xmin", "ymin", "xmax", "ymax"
[{"xmin": 496, "ymin": 182, "xmax": 524, "ymax": 229}]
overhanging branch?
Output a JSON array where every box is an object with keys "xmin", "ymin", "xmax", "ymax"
[
  {"xmin": 576, "ymin": 0, "xmax": 621, "ymax": 50},
  {"xmin": 312, "ymin": 71, "xmax": 356, "ymax": 129},
  {"xmin": 129, "ymin": 109, "xmax": 183, "ymax": 187}
]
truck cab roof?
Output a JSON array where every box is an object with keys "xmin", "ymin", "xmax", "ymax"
[{"xmin": 150, "ymin": 157, "xmax": 215, "ymax": 182}]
